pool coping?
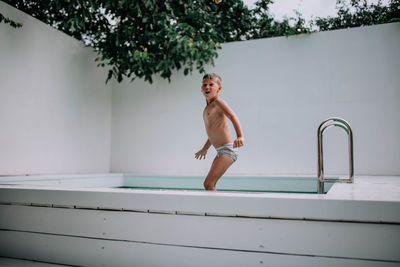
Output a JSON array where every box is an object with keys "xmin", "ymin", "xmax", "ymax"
[{"xmin": 0, "ymin": 174, "xmax": 399, "ymax": 224}]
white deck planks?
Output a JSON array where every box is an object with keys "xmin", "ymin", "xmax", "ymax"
[
  {"xmin": 0, "ymin": 231, "xmax": 399, "ymax": 267},
  {"xmin": 0, "ymin": 186, "xmax": 399, "ymax": 223},
  {"xmin": 0, "ymin": 257, "xmax": 66, "ymax": 267},
  {"xmin": 0, "ymin": 205, "xmax": 399, "ymax": 262},
  {"xmin": 1, "ymin": 175, "xmax": 400, "ymax": 266}
]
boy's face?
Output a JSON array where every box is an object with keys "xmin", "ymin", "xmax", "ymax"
[{"xmin": 201, "ymin": 77, "xmax": 221, "ymax": 101}]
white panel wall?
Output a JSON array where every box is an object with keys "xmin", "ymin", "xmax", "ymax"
[
  {"xmin": 1, "ymin": 2, "xmax": 399, "ymax": 176},
  {"xmin": 111, "ymin": 23, "xmax": 400, "ymax": 176},
  {"xmin": 0, "ymin": 2, "xmax": 112, "ymax": 174}
]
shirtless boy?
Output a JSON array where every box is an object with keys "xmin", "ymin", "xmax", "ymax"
[{"xmin": 195, "ymin": 73, "xmax": 244, "ymax": 191}]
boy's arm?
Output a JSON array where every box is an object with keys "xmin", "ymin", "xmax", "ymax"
[
  {"xmin": 195, "ymin": 139, "xmax": 211, "ymax": 160},
  {"xmin": 215, "ymin": 99, "xmax": 244, "ymax": 148},
  {"xmin": 202, "ymin": 139, "xmax": 212, "ymax": 150}
]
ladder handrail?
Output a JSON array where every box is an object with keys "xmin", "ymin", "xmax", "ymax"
[{"xmin": 317, "ymin": 117, "xmax": 354, "ymax": 194}]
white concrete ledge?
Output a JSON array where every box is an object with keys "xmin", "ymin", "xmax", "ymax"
[{"xmin": 0, "ymin": 174, "xmax": 399, "ymax": 223}]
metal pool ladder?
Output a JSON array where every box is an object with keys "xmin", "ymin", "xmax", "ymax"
[{"xmin": 317, "ymin": 117, "xmax": 354, "ymax": 194}]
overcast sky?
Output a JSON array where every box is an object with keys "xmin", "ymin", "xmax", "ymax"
[{"xmin": 242, "ymin": 0, "xmax": 390, "ymax": 22}]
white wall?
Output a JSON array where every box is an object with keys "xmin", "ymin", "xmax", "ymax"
[
  {"xmin": 1, "ymin": 2, "xmax": 399, "ymax": 177},
  {"xmin": 111, "ymin": 23, "xmax": 400, "ymax": 176},
  {"xmin": 0, "ymin": 2, "xmax": 112, "ymax": 175}
]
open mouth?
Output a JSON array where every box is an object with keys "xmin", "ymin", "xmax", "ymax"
[{"xmin": 205, "ymin": 91, "xmax": 210, "ymax": 95}]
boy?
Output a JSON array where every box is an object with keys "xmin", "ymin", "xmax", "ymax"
[{"xmin": 195, "ymin": 73, "xmax": 244, "ymax": 191}]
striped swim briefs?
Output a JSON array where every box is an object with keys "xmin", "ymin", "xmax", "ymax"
[{"xmin": 216, "ymin": 143, "xmax": 238, "ymax": 162}]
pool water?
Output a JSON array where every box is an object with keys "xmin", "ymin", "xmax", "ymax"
[{"xmin": 119, "ymin": 175, "xmax": 334, "ymax": 194}]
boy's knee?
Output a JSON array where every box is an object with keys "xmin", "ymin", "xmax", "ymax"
[{"xmin": 203, "ymin": 181, "xmax": 215, "ymax": 191}]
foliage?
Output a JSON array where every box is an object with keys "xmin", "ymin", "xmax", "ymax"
[
  {"xmin": 1, "ymin": 0, "xmax": 398, "ymax": 84},
  {"xmin": 314, "ymin": 0, "xmax": 400, "ymax": 31},
  {"xmin": 249, "ymin": 0, "xmax": 311, "ymax": 39},
  {"xmin": 0, "ymin": 12, "xmax": 23, "ymax": 28},
  {"xmin": 1, "ymin": 0, "xmax": 309, "ymax": 84},
  {"xmin": 3, "ymin": 0, "xmax": 227, "ymax": 83}
]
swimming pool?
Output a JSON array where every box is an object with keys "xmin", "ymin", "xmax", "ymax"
[
  {"xmin": 0, "ymin": 173, "xmax": 399, "ymax": 266},
  {"xmin": 120, "ymin": 174, "xmax": 334, "ymax": 193},
  {"xmin": 0, "ymin": 173, "xmax": 333, "ymax": 193}
]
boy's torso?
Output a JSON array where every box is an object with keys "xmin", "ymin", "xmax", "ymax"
[{"xmin": 203, "ymin": 101, "xmax": 233, "ymax": 148}]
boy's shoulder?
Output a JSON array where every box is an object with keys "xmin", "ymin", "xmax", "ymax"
[
  {"xmin": 212, "ymin": 98, "xmax": 233, "ymax": 113},
  {"xmin": 214, "ymin": 98, "xmax": 230, "ymax": 107},
  {"xmin": 214, "ymin": 98, "xmax": 227, "ymax": 105}
]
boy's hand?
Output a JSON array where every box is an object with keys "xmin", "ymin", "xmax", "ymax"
[
  {"xmin": 233, "ymin": 137, "xmax": 244, "ymax": 148},
  {"xmin": 195, "ymin": 148, "xmax": 207, "ymax": 160}
]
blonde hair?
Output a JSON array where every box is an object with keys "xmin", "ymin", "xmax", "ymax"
[{"xmin": 203, "ymin": 73, "xmax": 222, "ymax": 86}]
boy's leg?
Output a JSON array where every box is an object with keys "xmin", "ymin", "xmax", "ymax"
[{"xmin": 204, "ymin": 154, "xmax": 234, "ymax": 191}]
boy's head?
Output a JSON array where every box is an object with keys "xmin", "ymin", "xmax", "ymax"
[
  {"xmin": 201, "ymin": 73, "xmax": 222, "ymax": 101},
  {"xmin": 202, "ymin": 73, "xmax": 222, "ymax": 86}
]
